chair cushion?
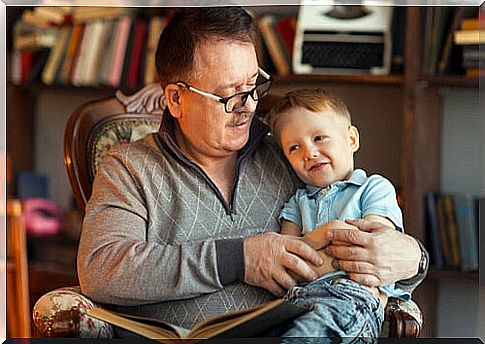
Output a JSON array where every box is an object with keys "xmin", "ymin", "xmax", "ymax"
[
  {"xmin": 32, "ymin": 287, "xmax": 114, "ymax": 338},
  {"xmin": 90, "ymin": 118, "xmax": 161, "ymax": 177}
]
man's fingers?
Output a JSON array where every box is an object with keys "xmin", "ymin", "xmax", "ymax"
[
  {"xmin": 286, "ymin": 238, "xmax": 323, "ymax": 266},
  {"xmin": 273, "ymin": 271, "xmax": 298, "ymax": 291},
  {"xmin": 345, "ymin": 219, "xmax": 387, "ymax": 233},
  {"xmin": 281, "ymin": 253, "xmax": 318, "ymax": 281},
  {"xmin": 264, "ymin": 279, "xmax": 286, "ymax": 297},
  {"xmin": 326, "ymin": 228, "xmax": 370, "ymax": 246},
  {"xmin": 332, "ymin": 259, "xmax": 374, "ymax": 274},
  {"xmin": 347, "ymin": 272, "xmax": 380, "ymax": 288},
  {"xmin": 325, "ymin": 244, "xmax": 371, "ymax": 261}
]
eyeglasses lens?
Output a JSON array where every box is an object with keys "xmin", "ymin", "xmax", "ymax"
[{"xmin": 226, "ymin": 81, "xmax": 271, "ymax": 112}]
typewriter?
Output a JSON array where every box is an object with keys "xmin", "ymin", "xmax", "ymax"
[{"xmin": 293, "ymin": 4, "xmax": 393, "ymax": 75}]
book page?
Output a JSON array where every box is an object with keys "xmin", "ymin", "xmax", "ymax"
[{"xmin": 88, "ymin": 308, "xmax": 188, "ymax": 340}]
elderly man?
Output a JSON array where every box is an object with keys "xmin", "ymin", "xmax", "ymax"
[{"xmin": 78, "ymin": 6, "xmax": 428, "ymax": 337}]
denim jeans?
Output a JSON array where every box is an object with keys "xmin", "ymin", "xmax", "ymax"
[{"xmin": 280, "ymin": 277, "xmax": 384, "ymax": 343}]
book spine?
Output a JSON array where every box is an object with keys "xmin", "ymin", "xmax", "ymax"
[
  {"xmin": 454, "ymin": 194, "xmax": 478, "ymax": 271},
  {"xmin": 81, "ymin": 20, "xmax": 104, "ymax": 86},
  {"xmin": 435, "ymin": 194, "xmax": 451, "ymax": 267},
  {"xmin": 120, "ymin": 18, "xmax": 138, "ymax": 88},
  {"xmin": 58, "ymin": 23, "xmax": 84, "ymax": 85},
  {"xmin": 425, "ymin": 192, "xmax": 444, "ymax": 268},
  {"xmin": 107, "ymin": 16, "xmax": 132, "ymax": 87},
  {"xmin": 258, "ymin": 14, "xmax": 290, "ymax": 77},
  {"xmin": 42, "ymin": 26, "xmax": 72, "ymax": 85},
  {"xmin": 442, "ymin": 194, "xmax": 461, "ymax": 268},
  {"xmin": 144, "ymin": 16, "xmax": 165, "ymax": 85},
  {"xmin": 127, "ymin": 19, "xmax": 148, "ymax": 89},
  {"xmin": 97, "ymin": 19, "xmax": 118, "ymax": 85},
  {"xmin": 71, "ymin": 21, "xmax": 93, "ymax": 86}
]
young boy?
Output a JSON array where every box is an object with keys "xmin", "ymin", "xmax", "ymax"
[{"xmin": 268, "ymin": 89, "xmax": 410, "ymax": 340}]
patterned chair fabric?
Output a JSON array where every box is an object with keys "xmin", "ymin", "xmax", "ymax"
[
  {"xmin": 90, "ymin": 119, "xmax": 160, "ymax": 177},
  {"xmin": 33, "ymin": 84, "xmax": 423, "ymax": 338}
]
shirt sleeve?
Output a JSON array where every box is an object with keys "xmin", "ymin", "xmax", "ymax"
[
  {"xmin": 360, "ymin": 175, "xmax": 404, "ymax": 232},
  {"xmin": 279, "ymin": 191, "xmax": 304, "ymax": 229}
]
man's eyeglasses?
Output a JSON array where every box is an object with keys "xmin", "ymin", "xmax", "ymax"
[{"xmin": 176, "ymin": 68, "xmax": 272, "ymax": 113}]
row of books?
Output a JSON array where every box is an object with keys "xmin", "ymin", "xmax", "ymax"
[
  {"xmin": 424, "ymin": 192, "xmax": 479, "ymax": 272},
  {"xmin": 453, "ymin": 12, "xmax": 484, "ymax": 78},
  {"xmin": 10, "ymin": 12, "xmax": 167, "ymax": 88},
  {"xmin": 257, "ymin": 13, "xmax": 297, "ymax": 77},
  {"xmin": 422, "ymin": 7, "xmax": 483, "ymax": 76},
  {"xmin": 9, "ymin": 9, "xmax": 298, "ymax": 88}
]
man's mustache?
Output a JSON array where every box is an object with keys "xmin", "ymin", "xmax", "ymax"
[{"xmin": 228, "ymin": 112, "xmax": 255, "ymax": 127}]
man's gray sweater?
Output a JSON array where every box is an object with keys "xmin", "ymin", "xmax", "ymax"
[{"xmin": 78, "ymin": 114, "xmax": 299, "ymax": 329}]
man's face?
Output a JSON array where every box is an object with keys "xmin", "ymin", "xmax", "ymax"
[
  {"xmin": 275, "ymin": 106, "xmax": 359, "ymax": 188},
  {"xmin": 176, "ymin": 39, "xmax": 260, "ymax": 158}
]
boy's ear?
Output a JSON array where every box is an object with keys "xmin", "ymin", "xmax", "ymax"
[
  {"xmin": 348, "ymin": 125, "xmax": 360, "ymax": 153},
  {"xmin": 164, "ymin": 84, "xmax": 183, "ymax": 118}
]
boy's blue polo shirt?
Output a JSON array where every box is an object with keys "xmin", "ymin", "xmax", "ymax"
[{"xmin": 279, "ymin": 168, "xmax": 410, "ymax": 300}]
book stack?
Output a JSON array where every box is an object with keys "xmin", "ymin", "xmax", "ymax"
[
  {"xmin": 423, "ymin": 7, "xmax": 479, "ymax": 76},
  {"xmin": 422, "ymin": 7, "xmax": 455, "ymax": 76},
  {"xmin": 424, "ymin": 192, "xmax": 479, "ymax": 272},
  {"xmin": 9, "ymin": 7, "xmax": 169, "ymax": 88},
  {"xmin": 453, "ymin": 8, "xmax": 484, "ymax": 78}
]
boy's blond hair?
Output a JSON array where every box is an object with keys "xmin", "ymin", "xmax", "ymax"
[{"xmin": 268, "ymin": 89, "xmax": 351, "ymax": 134}]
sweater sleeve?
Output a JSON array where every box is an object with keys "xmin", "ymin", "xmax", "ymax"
[{"xmin": 77, "ymin": 150, "xmax": 231, "ymax": 306}]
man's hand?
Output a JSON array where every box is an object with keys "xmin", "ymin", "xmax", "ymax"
[
  {"xmin": 324, "ymin": 219, "xmax": 421, "ymax": 287},
  {"xmin": 243, "ymin": 232, "xmax": 323, "ymax": 296}
]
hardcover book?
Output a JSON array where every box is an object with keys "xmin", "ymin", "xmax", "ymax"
[{"xmin": 89, "ymin": 298, "xmax": 305, "ymax": 342}]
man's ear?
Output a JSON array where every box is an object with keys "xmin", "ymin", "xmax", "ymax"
[
  {"xmin": 164, "ymin": 84, "xmax": 183, "ymax": 118},
  {"xmin": 349, "ymin": 125, "xmax": 360, "ymax": 153}
]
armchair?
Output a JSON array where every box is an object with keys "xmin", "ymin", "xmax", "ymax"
[{"xmin": 32, "ymin": 83, "xmax": 423, "ymax": 338}]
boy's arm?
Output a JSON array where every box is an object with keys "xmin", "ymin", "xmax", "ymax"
[
  {"xmin": 280, "ymin": 219, "xmax": 303, "ymax": 237},
  {"xmin": 364, "ymin": 214, "xmax": 396, "ymax": 229}
]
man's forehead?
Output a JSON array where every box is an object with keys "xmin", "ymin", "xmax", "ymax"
[{"xmin": 193, "ymin": 40, "xmax": 259, "ymax": 88}]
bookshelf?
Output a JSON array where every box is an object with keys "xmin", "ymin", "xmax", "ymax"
[
  {"xmin": 421, "ymin": 75, "xmax": 480, "ymax": 88},
  {"xmin": 6, "ymin": 5, "xmax": 482, "ymax": 338},
  {"xmin": 273, "ymin": 74, "xmax": 404, "ymax": 86}
]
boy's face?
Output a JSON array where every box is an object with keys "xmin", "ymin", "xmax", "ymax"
[{"xmin": 275, "ymin": 106, "xmax": 360, "ymax": 188}]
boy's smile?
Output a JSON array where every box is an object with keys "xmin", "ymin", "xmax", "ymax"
[{"xmin": 275, "ymin": 106, "xmax": 360, "ymax": 188}]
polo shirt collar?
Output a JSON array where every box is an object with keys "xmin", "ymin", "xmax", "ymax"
[{"xmin": 305, "ymin": 169, "xmax": 368, "ymax": 198}]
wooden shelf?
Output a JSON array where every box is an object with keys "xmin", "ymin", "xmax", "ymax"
[
  {"xmin": 7, "ymin": 81, "xmax": 141, "ymax": 94},
  {"xmin": 420, "ymin": 75, "xmax": 480, "ymax": 88},
  {"xmin": 428, "ymin": 267, "xmax": 479, "ymax": 282},
  {"xmin": 273, "ymin": 73, "xmax": 404, "ymax": 86}
]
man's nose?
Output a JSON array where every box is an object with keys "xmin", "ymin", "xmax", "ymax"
[{"xmin": 240, "ymin": 95, "xmax": 258, "ymax": 113}]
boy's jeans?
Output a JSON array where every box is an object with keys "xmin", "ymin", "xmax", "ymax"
[{"xmin": 281, "ymin": 276, "xmax": 384, "ymax": 343}]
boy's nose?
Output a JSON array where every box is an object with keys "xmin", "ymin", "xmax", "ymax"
[{"xmin": 303, "ymin": 146, "xmax": 318, "ymax": 161}]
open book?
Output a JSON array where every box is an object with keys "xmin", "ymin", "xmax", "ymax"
[{"xmin": 88, "ymin": 298, "xmax": 306, "ymax": 342}]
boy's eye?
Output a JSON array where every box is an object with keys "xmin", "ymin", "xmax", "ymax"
[
  {"xmin": 314, "ymin": 135, "xmax": 328, "ymax": 142},
  {"xmin": 288, "ymin": 145, "xmax": 299, "ymax": 153}
]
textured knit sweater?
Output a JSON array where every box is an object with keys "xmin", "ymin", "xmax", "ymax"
[{"xmin": 78, "ymin": 112, "xmax": 300, "ymax": 328}]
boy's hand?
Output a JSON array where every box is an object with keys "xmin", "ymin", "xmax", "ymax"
[
  {"xmin": 297, "ymin": 220, "xmax": 359, "ymax": 280},
  {"xmin": 303, "ymin": 220, "xmax": 359, "ymax": 250}
]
